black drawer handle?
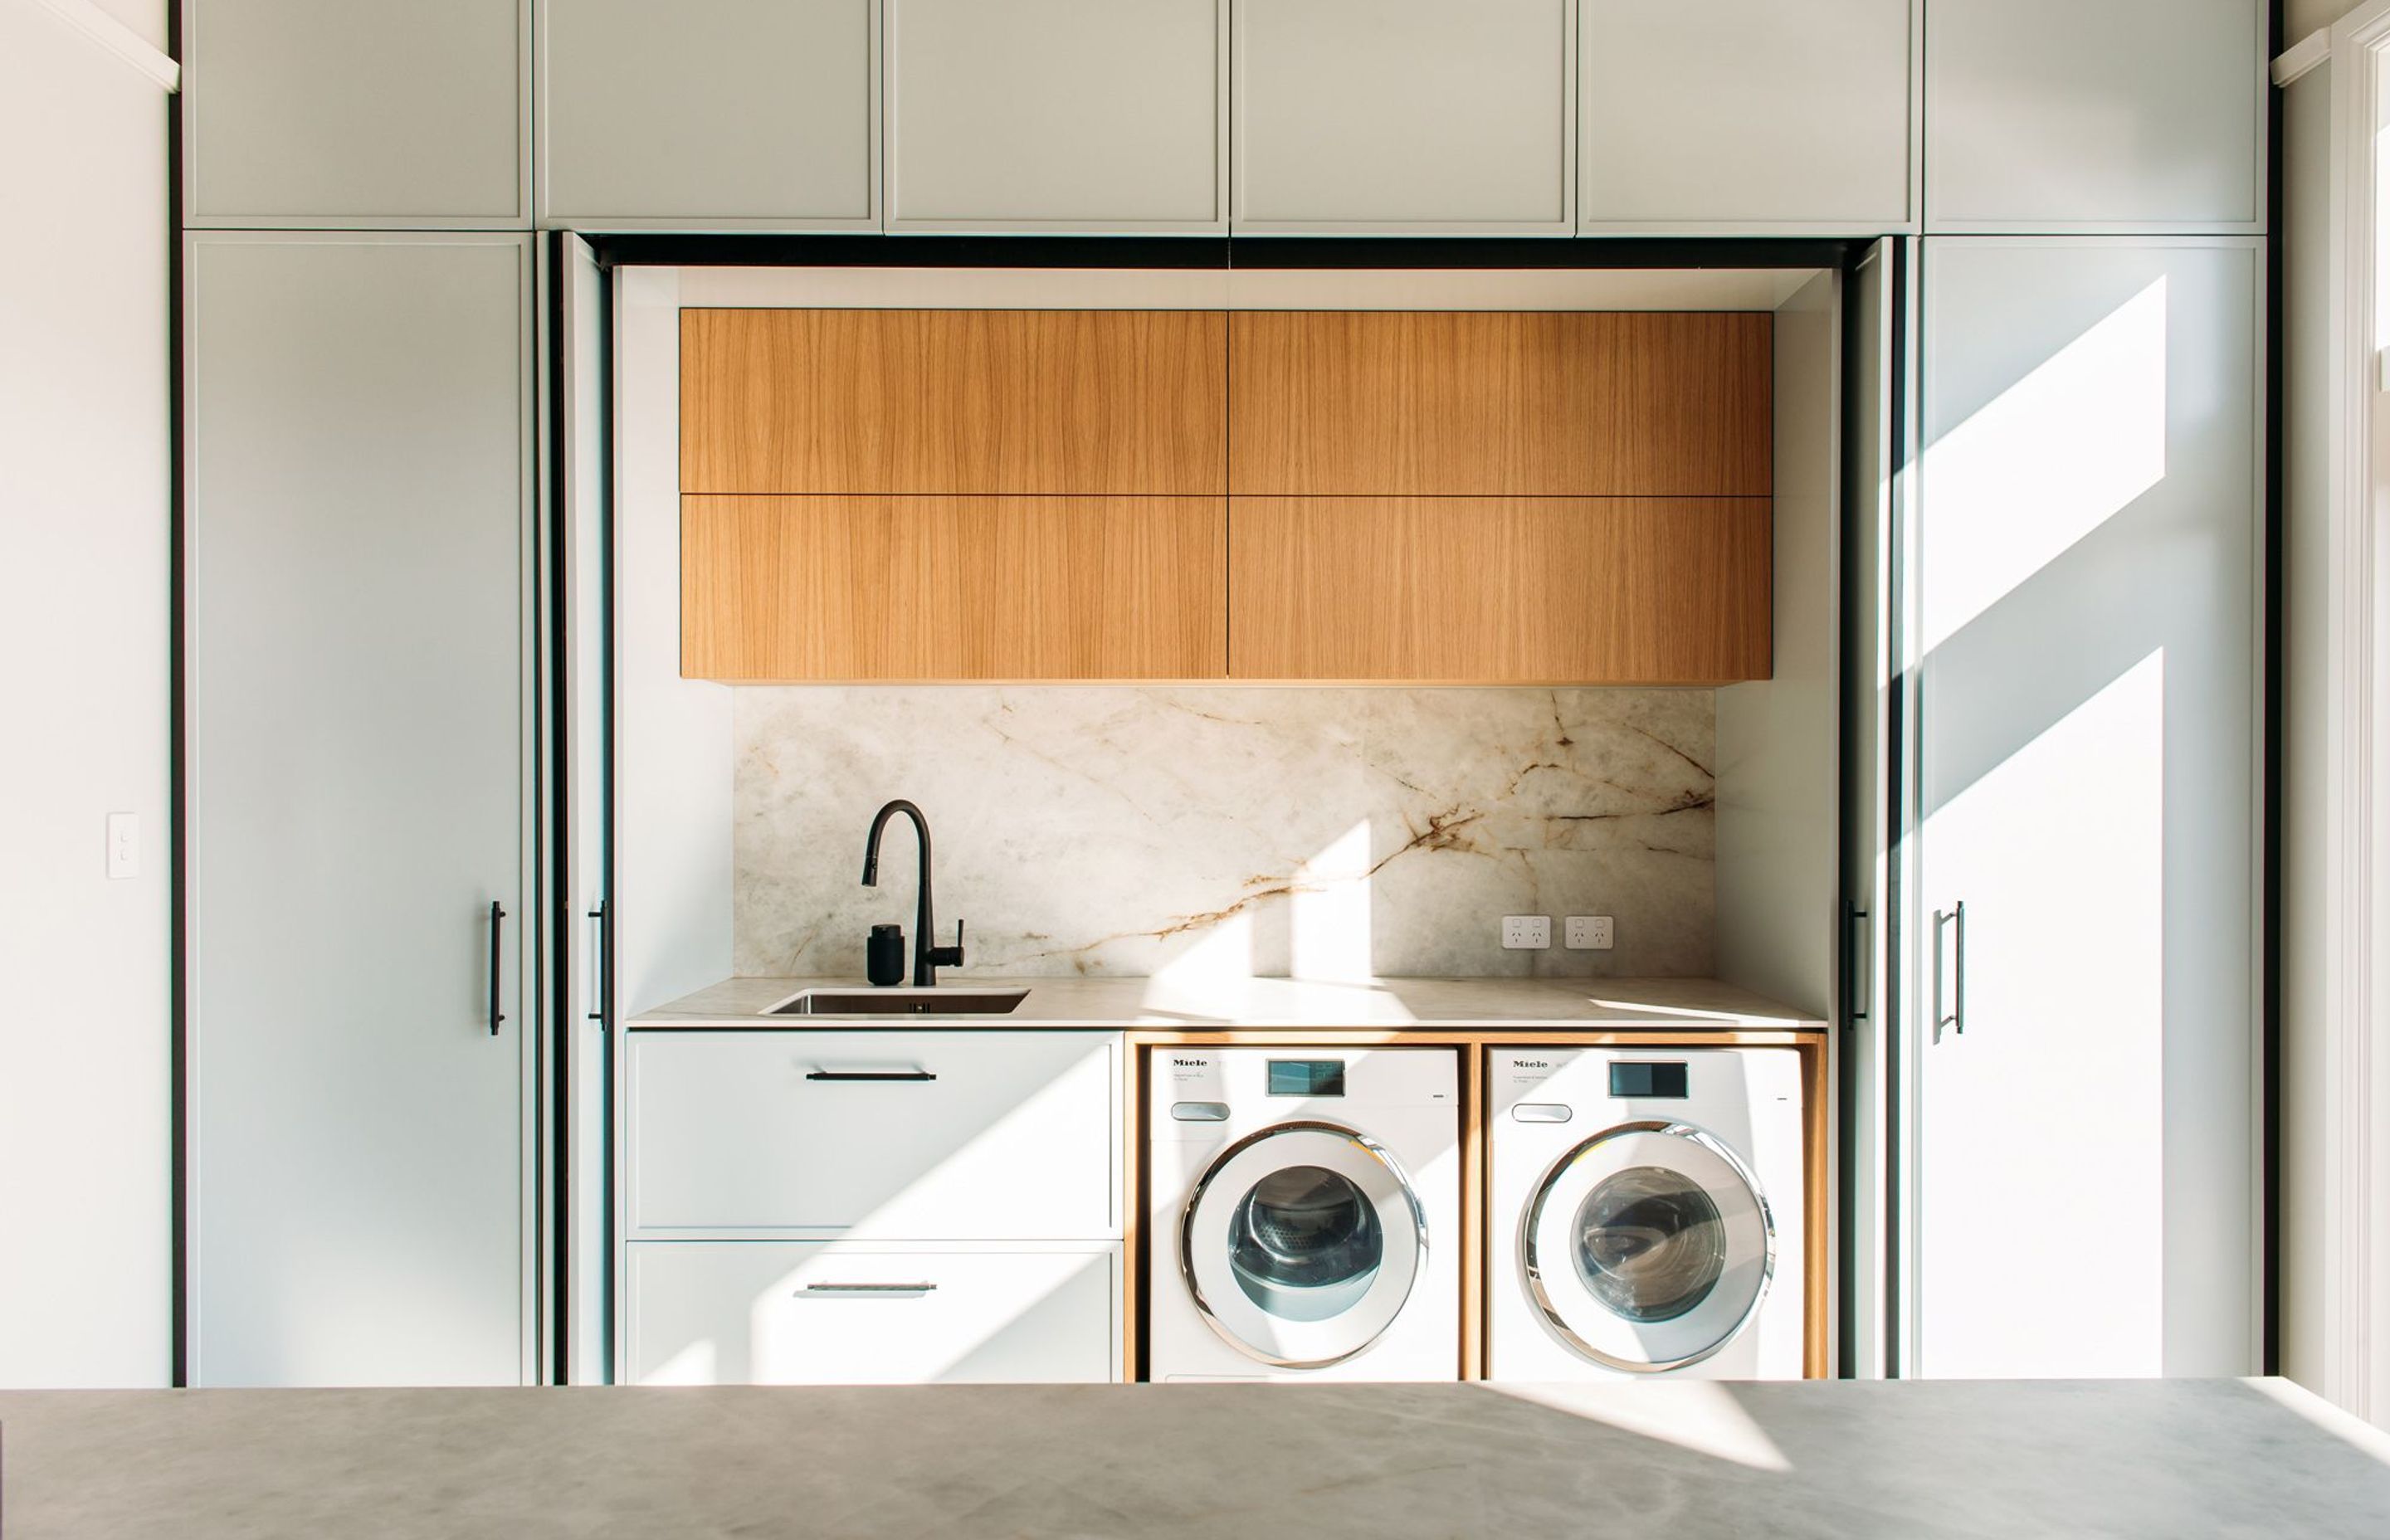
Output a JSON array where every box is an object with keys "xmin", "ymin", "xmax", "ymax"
[
  {"xmin": 802, "ymin": 1282, "xmax": 939, "ymax": 1295},
  {"xmin": 804, "ymin": 1070, "xmax": 938, "ymax": 1083}
]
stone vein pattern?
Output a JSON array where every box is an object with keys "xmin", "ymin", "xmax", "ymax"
[{"xmin": 733, "ymin": 687, "xmax": 1716, "ymax": 981}]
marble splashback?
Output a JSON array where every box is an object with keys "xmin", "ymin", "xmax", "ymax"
[{"xmin": 732, "ymin": 688, "xmax": 1715, "ymax": 981}]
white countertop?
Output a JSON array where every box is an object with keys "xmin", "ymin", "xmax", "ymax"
[{"xmin": 630, "ymin": 974, "xmax": 1827, "ymax": 1031}]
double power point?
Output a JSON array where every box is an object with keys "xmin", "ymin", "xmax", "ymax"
[{"xmin": 1501, "ymin": 915, "xmax": 1614, "ymax": 951}]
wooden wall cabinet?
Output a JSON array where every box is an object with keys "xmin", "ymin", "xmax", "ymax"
[
  {"xmin": 681, "ymin": 495, "xmax": 1228, "ymax": 680},
  {"xmin": 680, "ymin": 309, "xmax": 1227, "ymax": 495},
  {"xmin": 679, "ymin": 306, "xmax": 1773, "ymax": 685},
  {"xmin": 1228, "ymin": 497, "xmax": 1771, "ymax": 684},
  {"xmin": 1226, "ymin": 311, "xmax": 1773, "ymax": 496}
]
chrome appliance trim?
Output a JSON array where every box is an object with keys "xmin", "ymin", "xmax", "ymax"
[
  {"xmin": 1520, "ymin": 1118, "xmax": 1777, "ymax": 1374},
  {"xmin": 1178, "ymin": 1119, "xmax": 1429, "ymax": 1370}
]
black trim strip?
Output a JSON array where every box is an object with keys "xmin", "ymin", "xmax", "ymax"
[
  {"xmin": 2261, "ymin": 0, "xmax": 2285, "ymax": 1381},
  {"xmin": 544, "ymin": 229, "xmax": 572, "ymax": 1385},
  {"xmin": 583, "ymin": 231, "xmax": 1866, "ymax": 275},
  {"xmin": 167, "ymin": 0, "xmax": 188, "ymax": 1391}
]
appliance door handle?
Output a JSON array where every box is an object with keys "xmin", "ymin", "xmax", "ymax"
[
  {"xmin": 1933, "ymin": 901, "xmax": 1966, "ymax": 1038},
  {"xmin": 801, "ymin": 1282, "xmax": 939, "ymax": 1295},
  {"xmin": 804, "ymin": 1069, "xmax": 938, "ymax": 1083},
  {"xmin": 487, "ymin": 899, "xmax": 507, "ymax": 1036}
]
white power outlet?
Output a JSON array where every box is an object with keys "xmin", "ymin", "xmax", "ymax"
[
  {"xmin": 1565, "ymin": 915, "xmax": 1614, "ymax": 950},
  {"xmin": 1501, "ymin": 914, "xmax": 1552, "ymax": 950}
]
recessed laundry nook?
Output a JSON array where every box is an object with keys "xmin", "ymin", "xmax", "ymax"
[
  {"xmin": 590, "ymin": 256, "xmax": 1846, "ymax": 1395},
  {"xmin": 21, "ymin": 5, "xmax": 2390, "ymax": 1536}
]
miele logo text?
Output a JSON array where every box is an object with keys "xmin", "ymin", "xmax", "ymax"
[
  {"xmin": 1512, "ymin": 1059, "xmax": 1551, "ymax": 1069},
  {"xmin": 1172, "ymin": 1058, "xmax": 1207, "ymax": 1068}
]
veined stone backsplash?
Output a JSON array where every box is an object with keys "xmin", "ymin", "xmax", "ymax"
[{"xmin": 732, "ymin": 687, "xmax": 1716, "ymax": 981}]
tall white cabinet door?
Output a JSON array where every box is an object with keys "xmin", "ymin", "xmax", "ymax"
[
  {"xmin": 1923, "ymin": 0, "xmax": 2265, "ymax": 233},
  {"xmin": 185, "ymin": 1, "xmax": 529, "ymax": 227},
  {"xmin": 539, "ymin": 0, "xmax": 878, "ymax": 229},
  {"xmin": 1578, "ymin": 0, "xmax": 1910, "ymax": 232},
  {"xmin": 887, "ymin": 0, "xmax": 1224, "ymax": 231},
  {"xmin": 188, "ymin": 234, "xmax": 534, "ymax": 1386},
  {"xmin": 1911, "ymin": 238, "xmax": 2260, "ymax": 1378},
  {"xmin": 1232, "ymin": 0, "xmax": 1573, "ymax": 232}
]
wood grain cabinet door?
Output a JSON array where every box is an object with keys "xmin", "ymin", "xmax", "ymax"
[
  {"xmin": 682, "ymin": 495, "xmax": 1227, "ymax": 680},
  {"xmin": 1228, "ymin": 496, "xmax": 1771, "ymax": 684},
  {"xmin": 680, "ymin": 309, "xmax": 1227, "ymax": 495},
  {"xmin": 1227, "ymin": 311, "xmax": 1772, "ymax": 497}
]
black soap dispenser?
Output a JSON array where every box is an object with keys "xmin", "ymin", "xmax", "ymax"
[{"xmin": 866, "ymin": 924, "xmax": 906, "ymax": 987}]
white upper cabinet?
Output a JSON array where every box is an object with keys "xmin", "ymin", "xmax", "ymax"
[
  {"xmin": 539, "ymin": 0, "xmax": 879, "ymax": 229},
  {"xmin": 186, "ymin": 0, "xmax": 529, "ymax": 227},
  {"xmin": 1232, "ymin": 0, "xmax": 1573, "ymax": 232},
  {"xmin": 887, "ymin": 0, "xmax": 1225, "ymax": 231},
  {"xmin": 1924, "ymin": 0, "xmax": 2265, "ymax": 232},
  {"xmin": 1578, "ymin": 0, "xmax": 1912, "ymax": 232}
]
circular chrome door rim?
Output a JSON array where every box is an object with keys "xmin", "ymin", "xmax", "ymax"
[
  {"xmin": 1180, "ymin": 1120, "xmax": 1428, "ymax": 1370},
  {"xmin": 1521, "ymin": 1119, "xmax": 1774, "ymax": 1374}
]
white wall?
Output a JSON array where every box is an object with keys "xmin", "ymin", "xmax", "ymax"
[
  {"xmin": 0, "ymin": 0, "xmax": 173, "ymax": 1386},
  {"xmin": 1714, "ymin": 272, "xmax": 1841, "ymax": 1020},
  {"xmin": 615, "ymin": 267, "xmax": 733, "ymax": 1017}
]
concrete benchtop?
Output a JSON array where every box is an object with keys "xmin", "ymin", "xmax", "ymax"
[
  {"xmin": 1, "ymin": 1379, "xmax": 2384, "ymax": 1538},
  {"xmin": 630, "ymin": 973, "xmax": 1826, "ymax": 1031}
]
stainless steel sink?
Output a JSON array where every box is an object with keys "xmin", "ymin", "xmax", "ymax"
[{"xmin": 759, "ymin": 987, "xmax": 1031, "ymax": 1017}]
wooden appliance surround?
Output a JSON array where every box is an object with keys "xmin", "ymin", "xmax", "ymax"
[{"xmin": 1119, "ymin": 1028, "xmax": 1831, "ymax": 1383}]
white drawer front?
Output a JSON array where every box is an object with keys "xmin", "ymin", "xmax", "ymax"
[
  {"xmin": 626, "ymin": 1241, "xmax": 1120, "ymax": 1385},
  {"xmin": 627, "ymin": 1031, "xmax": 1120, "ymax": 1238}
]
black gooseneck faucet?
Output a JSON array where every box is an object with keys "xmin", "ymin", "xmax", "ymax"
[{"xmin": 861, "ymin": 799, "xmax": 964, "ymax": 987}]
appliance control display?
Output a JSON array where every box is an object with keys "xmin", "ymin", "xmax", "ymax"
[
  {"xmin": 1610, "ymin": 1061, "xmax": 1689, "ymax": 1099},
  {"xmin": 1266, "ymin": 1060, "xmax": 1346, "ymax": 1097}
]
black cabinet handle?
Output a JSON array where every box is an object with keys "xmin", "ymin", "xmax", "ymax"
[
  {"xmin": 488, "ymin": 899, "xmax": 507, "ymax": 1036},
  {"xmin": 587, "ymin": 899, "xmax": 611, "ymax": 1027},
  {"xmin": 804, "ymin": 1070, "xmax": 937, "ymax": 1083}
]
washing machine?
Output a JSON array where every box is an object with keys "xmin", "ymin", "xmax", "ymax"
[
  {"xmin": 1146, "ymin": 1046, "xmax": 1462, "ymax": 1381},
  {"xmin": 1488, "ymin": 1045, "xmax": 1806, "ymax": 1379}
]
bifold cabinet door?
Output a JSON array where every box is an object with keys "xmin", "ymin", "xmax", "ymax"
[
  {"xmin": 187, "ymin": 0, "xmax": 528, "ymax": 227},
  {"xmin": 188, "ymin": 234, "xmax": 532, "ymax": 1385},
  {"xmin": 1578, "ymin": 0, "xmax": 1910, "ymax": 231},
  {"xmin": 539, "ymin": 0, "xmax": 877, "ymax": 227},
  {"xmin": 887, "ymin": 0, "xmax": 1223, "ymax": 230},
  {"xmin": 1232, "ymin": 0, "xmax": 1573, "ymax": 231},
  {"xmin": 1911, "ymin": 238, "xmax": 2259, "ymax": 1377}
]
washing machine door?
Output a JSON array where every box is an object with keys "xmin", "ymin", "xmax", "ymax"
[
  {"xmin": 1180, "ymin": 1120, "xmax": 1427, "ymax": 1369},
  {"xmin": 1524, "ymin": 1120, "xmax": 1773, "ymax": 1372}
]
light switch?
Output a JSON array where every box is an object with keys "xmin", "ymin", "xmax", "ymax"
[{"xmin": 106, "ymin": 812, "xmax": 139, "ymax": 880}]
